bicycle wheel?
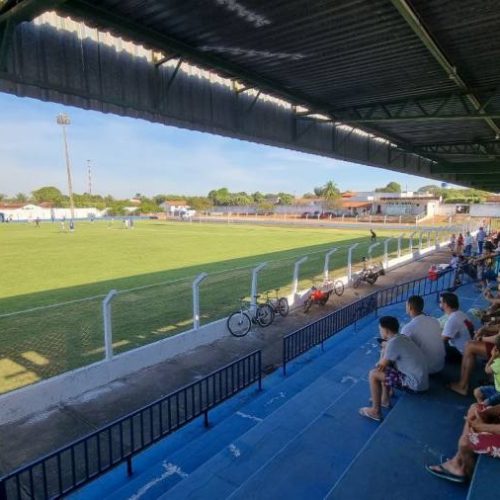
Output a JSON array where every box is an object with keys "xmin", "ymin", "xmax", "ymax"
[
  {"xmin": 333, "ymin": 280, "xmax": 344, "ymax": 296},
  {"xmin": 277, "ymin": 297, "xmax": 289, "ymax": 317},
  {"xmin": 227, "ymin": 311, "xmax": 252, "ymax": 337},
  {"xmin": 303, "ymin": 298, "xmax": 313, "ymax": 313},
  {"xmin": 352, "ymin": 277, "xmax": 362, "ymax": 289},
  {"xmin": 256, "ymin": 303, "xmax": 274, "ymax": 327},
  {"xmin": 367, "ymin": 275, "xmax": 378, "ymax": 285}
]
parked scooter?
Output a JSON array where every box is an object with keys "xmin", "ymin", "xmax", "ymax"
[{"xmin": 352, "ymin": 258, "xmax": 385, "ymax": 288}]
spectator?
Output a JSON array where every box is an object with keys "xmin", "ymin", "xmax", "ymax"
[
  {"xmin": 477, "ymin": 227, "xmax": 486, "ymax": 254},
  {"xmin": 464, "ymin": 231, "xmax": 473, "ymax": 256},
  {"xmin": 359, "ymin": 316, "xmax": 428, "ymax": 422},
  {"xmin": 426, "ymin": 402, "xmax": 500, "ymax": 483},
  {"xmin": 401, "ymin": 296, "xmax": 445, "ymax": 374},
  {"xmin": 449, "ymin": 234, "xmax": 457, "ymax": 252},
  {"xmin": 370, "ymin": 229, "xmax": 377, "ymax": 242},
  {"xmin": 448, "ymin": 326, "xmax": 499, "ymax": 397},
  {"xmin": 456, "ymin": 233, "xmax": 464, "ymax": 255},
  {"xmin": 439, "ymin": 292, "xmax": 474, "ymax": 363},
  {"xmin": 473, "ymin": 336, "xmax": 500, "ymax": 406}
]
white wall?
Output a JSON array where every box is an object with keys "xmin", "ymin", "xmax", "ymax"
[
  {"xmin": 1, "ymin": 206, "xmax": 100, "ymax": 221},
  {"xmin": 470, "ymin": 204, "xmax": 500, "ymax": 217}
]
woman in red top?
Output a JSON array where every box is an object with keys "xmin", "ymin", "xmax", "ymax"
[{"xmin": 456, "ymin": 233, "xmax": 464, "ymax": 255}]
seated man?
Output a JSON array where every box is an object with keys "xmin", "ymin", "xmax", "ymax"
[
  {"xmin": 401, "ymin": 295, "xmax": 445, "ymax": 374},
  {"xmin": 449, "ymin": 325, "xmax": 500, "ymax": 396},
  {"xmin": 439, "ymin": 292, "xmax": 473, "ymax": 363},
  {"xmin": 359, "ymin": 316, "xmax": 428, "ymax": 422}
]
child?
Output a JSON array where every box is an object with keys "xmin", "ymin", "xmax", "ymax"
[{"xmin": 473, "ymin": 335, "xmax": 500, "ymax": 406}]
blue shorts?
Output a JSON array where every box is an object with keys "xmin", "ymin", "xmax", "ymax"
[{"xmin": 478, "ymin": 385, "xmax": 500, "ymax": 405}]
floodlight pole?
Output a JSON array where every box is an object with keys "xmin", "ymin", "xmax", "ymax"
[
  {"xmin": 323, "ymin": 248, "xmax": 338, "ymax": 281},
  {"xmin": 56, "ymin": 113, "xmax": 75, "ymax": 222},
  {"xmin": 102, "ymin": 290, "xmax": 117, "ymax": 361},
  {"xmin": 192, "ymin": 273, "xmax": 208, "ymax": 330},
  {"xmin": 347, "ymin": 243, "xmax": 359, "ymax": 283},
  {"xmin": 292, "ymin": 256, "xmax": 308, "ymax": 297},
  {"xmin": 251, "ymin": 263, "xmax": 267, "ymax": 311}
]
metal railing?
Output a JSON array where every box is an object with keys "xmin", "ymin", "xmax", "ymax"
[
  {"xmin": 0, "ymin": 351, "xmax": 262, "ymax": 500},
  {"xmin": 282, "ymin": 293, "xmax": 378, "ymax": 375},
  {"xmin": 283, "ymin": 269, "xmax": 456, "ymax": 374}
]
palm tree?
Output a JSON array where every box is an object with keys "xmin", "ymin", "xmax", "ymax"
[
  {"xmin": 15, "ymin": 193, "xmax": 28, "ymax": 203},
  {"xmin": 322, "ymin": 181, "xmax": 341, "ymax": 210}
]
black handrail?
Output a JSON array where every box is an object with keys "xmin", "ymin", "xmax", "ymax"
[
  {"xmin": 0, "ymin": 350, "xmax": 262, "ymax": 500},
  {"xmin": 282, "ymin": 269, "xmax": 456, "ymax": 374}
]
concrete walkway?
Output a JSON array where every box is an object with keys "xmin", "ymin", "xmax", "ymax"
[{"xmin": 0, "ymin": 250, "xmax": 451, "ymax": 475}]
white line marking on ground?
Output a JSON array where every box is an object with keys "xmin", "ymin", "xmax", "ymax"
[
  {"xmin": 341, "ymin": 376, "xmax": 358, "ymax": 384},
  {"xmin": 128, "ymin": 461, "xmax": 188, "ymax": 500},
  {"xmin": 229, "ymin": 444, "xmax": 241, "ymax": 458},
  {"xmin": 236, "ymin": 411, "xmax": 263, "ymax": 423},
  {"xmin": 265, "ymin": 392, "xmax": 286, "ymax": 406}
]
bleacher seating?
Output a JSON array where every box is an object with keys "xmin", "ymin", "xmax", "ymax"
[{"xmin": 72, "ymin": 284, "xmax": 497, "ymax": 500}]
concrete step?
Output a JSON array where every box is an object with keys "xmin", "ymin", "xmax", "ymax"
[
  {"xmin": 325, "ymin": 382, "xmax": 471, "ymax": 500},
  {"xmin": 72, "ymin": 320, "xmax": 378, "ymax": 499},
  {"xmin": 160, "ymin": 342, "xmax": 383, "ymax": 499}
]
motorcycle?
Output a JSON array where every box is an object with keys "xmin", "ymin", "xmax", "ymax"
[{"xmin": 352, "ymin": 262, "xmax": 385, "ymax": 288}]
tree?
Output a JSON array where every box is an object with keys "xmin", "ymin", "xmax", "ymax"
[
  {"xmin": 208, "ymin": 187, "xmax": 231, "ymax": 206},
  {"xmin": 277, "ymin": 192, "xmax": 295, "ymax": 205},
  {"xmin": 320, "ymin": 180, "xmax": 342, "ymax": 210},
  {"xmin": 0, "ymin": 193, "xmax": 5, "ymax": 202},
  {"xmin": 15, "ymin": 193, "xmax": 28, "ymax": 203},
  {"xmin": 375, "ymin": 182, "xmax": 401, "ymax": 193},
  {"xmin": 139, "ymin": 200, "xmax": 160, "ymax": 213},
  {"xmin": 187, "ymin": 196, "xmax": 213, "ymax": 211},
  {"xmin": 31, "ymin": 186, "xmax": 64, "ymax": 205},
  {"xmin": 252, "ymin": 191, "xmax": 265, "ymax": 203},
  {"xmin": 302, "ymin": 192, "xmax": 316, "ymax": 199},
  {"xmin": 153, "ymin": 194, "xmax": 167, "ymax": 205}
]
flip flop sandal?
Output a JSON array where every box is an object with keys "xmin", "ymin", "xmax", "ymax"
[
  {"xmin": 359, "ymin": 407, "xmax": 383, "ymax": 422},
  {"xmin": 425, "ymin": 464, "xmax": 466, "ymax": 483}
]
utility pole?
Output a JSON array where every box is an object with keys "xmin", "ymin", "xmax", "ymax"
[
  {"xmin": 56, "ymin": 113, "xmax": 75, "ymax": 221},
  {"xmin": 87, "ymin": 159, "xmax": 92, "ymax": 195}
]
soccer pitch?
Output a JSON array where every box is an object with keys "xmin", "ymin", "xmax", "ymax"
[{"xmin": 0, "ymin": 220, "xmax": 406, "ymax": 393}]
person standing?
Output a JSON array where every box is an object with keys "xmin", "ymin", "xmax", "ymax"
[
  {"xmin": 464, "ymin": 231, "xmax": 473, "ymax": 256},
  {"xmin": 477, "ymin": 227, "xmax": 486, "ymax": 255}
]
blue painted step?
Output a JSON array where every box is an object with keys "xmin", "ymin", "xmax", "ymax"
[
  {"xmin": 160, "ymin": 341, "xmax": 385, "ymax": 499},
  {"xmin": 325, "ymin": 383, "xmax": 471, "ymax": 500},
  {"xmin": 72, "ymin": 319, "xmax": 380, "ymax": 499},
  {"xmin": 467, "ymin": 455, "xmax": 500, "ymax": 500}
]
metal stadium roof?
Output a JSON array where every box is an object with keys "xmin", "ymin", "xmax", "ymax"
[{"xmin": 1, "ymin": 0, "xmax": 500, "ymax": 191}]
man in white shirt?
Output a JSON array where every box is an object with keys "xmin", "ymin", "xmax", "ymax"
[
  {"xmin": 439, "ymin": 292, "xmax": 473, "ymax": 363},
  {"xmin": 401, "ymin": 295, "xmax": 445, "ymax": 374}
]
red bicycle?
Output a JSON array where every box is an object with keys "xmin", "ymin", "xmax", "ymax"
[{"xmin": 303, "ymin": 279, "xmax": 344, "ymax": 313}]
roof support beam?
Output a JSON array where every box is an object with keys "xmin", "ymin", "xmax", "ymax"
[
  {"xmin": 390, "ymin": 0, "xmax": 500, "ymax": 138},
  {"xmin": 347, "ymin": 114, "xmax": 500, "ymax": 123},
  {"xmin": 431, "ymin": 163, "xmax": 500, "ymax": 175},
  {"xmin": 0, "ymin": 0, "xmax": 68, "ymax": 27}
]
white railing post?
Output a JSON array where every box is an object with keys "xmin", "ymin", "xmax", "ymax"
[
  {"xmin": 192, "ymin": 273, "xmax": 208, "ymax": 330},
  {"xmin": 323, "ymin": 248, "xmax": 338, "ymax": 281},
  {"xmin": 347, "ymin": 243, "xmax": 359, "ymax": 283},
  {"xmin": 397, "ymin": 233, "xmax": 404, "ymax": 257},
  {"xmin": 250, "ymin": 263, "xmax": 267, "ymax": 311},
  {"xmin": 418, "ymin": 231, "xmax": 424, "ymax": 251},
  {"xmin": 383, "ymin": 238, "xmax": 395, "ymax": 268},
  {"xmin": 102, "ymin": 290, "xmax": 117, "ymax": 361},
  {"xmin": 292, "ymin": 256, "xmax": 308, "ymax": 297},
  {"xmin": 368, "ymin": 242, "xmax": 380, "ymax": 261},
  {"xmin": 409, "ymin": 231, "xmax": 417, "ymax": 253},
  {"xmin": 399, "ymin": 215, "xmax": 402, "ymax": 224},
  {"xmin": 384, "ymin": 215, "xmax": 387, "ymax": 224},
  {"xmin": 434, "ymin": 230, "xmax": 440, "ymax": 249}
]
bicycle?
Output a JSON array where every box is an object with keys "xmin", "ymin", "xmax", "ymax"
[
  {"xmin": 303, "ymin": 278, "xmax": 345, "ymax": 313},
  {"xmin": 226, "ymin": 297, "xmax": 274, "ymax": 337},
  {"xmin": 265, "ymin": 288, "xmax": 289, "ymax": 317}
]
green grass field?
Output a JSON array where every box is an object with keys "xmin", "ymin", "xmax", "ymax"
[{"xmin": 0, "ymin": 220, "xmax": 413, "ymax": 394}]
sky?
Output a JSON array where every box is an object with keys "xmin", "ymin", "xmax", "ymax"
[{"xmin": 0, "ymin": 92, "xmax": 440, "ymax": 199}]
